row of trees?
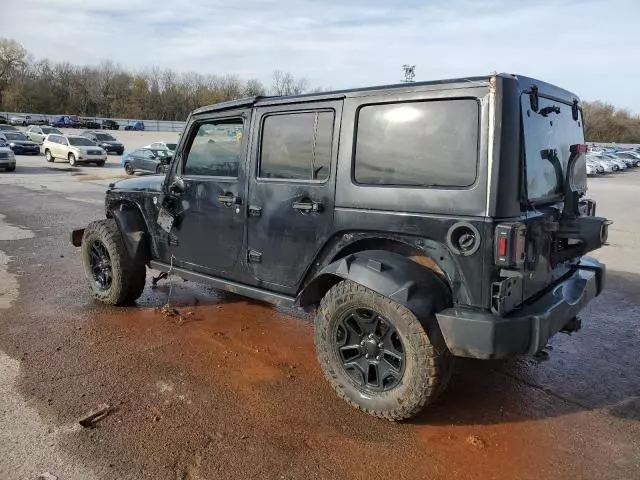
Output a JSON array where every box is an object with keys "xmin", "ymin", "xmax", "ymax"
[
  {"xmin": 2, "ymin": 38, "xmax": 640, "ymax": 142},
  {"xmin": 0, "ymin": 39, "xmax": 314, "ymax": 121}
]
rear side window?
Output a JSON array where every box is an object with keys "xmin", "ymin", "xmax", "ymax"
[
  {"xmin": 259, "ymin": 111, "xmax": 333, "ymax": 181},
  {"xmin": 354, "ymin": 99, "xmax": 479, "ymax": 187}
]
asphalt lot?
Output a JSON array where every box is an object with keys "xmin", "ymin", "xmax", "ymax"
[{"xmin": 0, "ymin": 142, "xmax": 638, "ymax": 479}]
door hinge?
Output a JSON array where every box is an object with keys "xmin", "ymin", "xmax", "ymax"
[{"xmin": 247, "ymin": 249, "xmax": 262, "ymax": 263}]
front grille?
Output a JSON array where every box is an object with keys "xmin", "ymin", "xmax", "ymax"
[
  {"xmin": 0, "ymin": 152, "xmax": 8, "ymax": 158},
  {"xmin": 88, "ymin": 150, "xmax": 102, "ymax": 155}
]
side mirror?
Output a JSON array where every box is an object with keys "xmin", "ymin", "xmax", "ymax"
[{"xmin": 169, "ymin": 177, "xmax": 185, "ymax": 194}]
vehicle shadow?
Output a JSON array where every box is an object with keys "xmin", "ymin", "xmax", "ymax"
[{"xmin": 410, "ymin": 268, "xmax": 640, "ymax": 426}]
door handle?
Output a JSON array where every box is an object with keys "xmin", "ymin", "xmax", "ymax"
[
  {"xmin": 292, "ymin": 201, "xmax": 322, "ymax": 213},
  {"xmin": 217, "ymin": 193, "xmax": 241, "ymax": 206}
]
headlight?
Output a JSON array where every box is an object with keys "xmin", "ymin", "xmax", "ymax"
[
  {"xmin": 101, "ymin": 143, "xmax": 109, "ymax": 147},
  {"xmin": 9, "ymin": 143, "xmax": 15, "ymax": 147}
]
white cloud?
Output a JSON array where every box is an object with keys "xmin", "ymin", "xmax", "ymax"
[{"xmin": 3, "ymin": 0, "xmax": 640, "ymax": 111}]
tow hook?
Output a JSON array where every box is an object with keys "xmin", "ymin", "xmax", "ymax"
[
  {"xmin": 151, "ymin": 271, "xmax": 169, "ymax": 288},
  {"xmin": 561, "ymin": 316, "xmax": 582, "ymax": 334}
]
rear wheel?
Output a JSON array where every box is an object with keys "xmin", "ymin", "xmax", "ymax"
[
  {"xmin": 6, "ymin": 165, "xmax": 15, "ymax": 172},
  {"xmin": 315, "ymin": 280, "xmax": 453, "ymax": 420},
  {"xmin": 68, "ymin": 153, "xmax": 77, "ymax": 166},
  {"xmin": 81, "ymin": 219, "xmax": 146, "ymax": 305},
  {"xmin": 124, "ymin": 162, "xmax": 134, "ymax": 175},
  {"xmin": 45, "ymin": 149, "xmax": 54, "ymax": 162}
]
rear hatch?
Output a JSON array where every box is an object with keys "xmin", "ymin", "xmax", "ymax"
[{"xmin": 518, "ymin": 89, "xmax": 588, "ymax": 303}]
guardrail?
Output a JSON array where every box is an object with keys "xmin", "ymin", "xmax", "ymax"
[{"xmin": 1, "ymin": 112, "xmax": 186, "ymax": 132}]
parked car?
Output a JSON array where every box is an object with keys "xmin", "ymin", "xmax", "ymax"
[
  {"xmin": 9, "ymin": 115, "xmax": 29, "ymax": 126},
  {"xmin": 102, "ymin": 119, "xmax": 120, "ymax": 130},
  {"xmin": 122, "ymin": 148, "xmax": 172, "ymax": 174},
  {"xmin": 25, "ymin": 125, "xmax": 63, "ymax": 144},
  {"xmin": 586, "ymin": 160, "xmax": 604, "ymax": 175},
  {"xmin": 79, "ymin": 118, "xmax": 101, "ymax": 129},
  {"xmin": 80, "ymin": 130, "xmax": 124, "ymax": 154},
  {"xmin": 42, "ymin": 134, "xmax": 106, "ymax": 166},
  {"xmin": 71, "ymin": 74, "xmax": 609, "ymax": 421},
  {"xmin": 0, "ymin": 131, "xmax": 40, "ymax": 155},
  {"xmin": 50, "ymin": 115, "xmax": 78, "ymax": 128},
  {"xmin": 124, "ymin": 121, "xmax": 145, "ymax": 131},
  {"xmin": 587, "ymin": 156, "xmax": 614, "ymax": 173},
  {"xmin": 600, "ymin": 153, "xmax": 627, "ymax": 171},
  {"xmin": 0, "ymin": 115, "xmax": 8, "ymax": 124},
  {"xmin": 0, "ymin": 124, "xmax": 20, "ymax": 133},
  {"xmin": 0, "ymin": 137, "xmax": 16, "ymax": 172},
  {"xmin": 613, "ymin": 151, "xmax": 640, "ymax": 167},
  {"xmin": 144, "ymin": 141, "xmax": 178, "ymax": 152}
]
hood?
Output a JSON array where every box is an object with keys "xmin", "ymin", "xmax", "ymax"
[
  {"xmin": 111, "ymin": 175, "xmax": 164, "ymax": 192},
  {"xmin": 11, "ymin": 140, "xmax": 37, "ymax": 146}
]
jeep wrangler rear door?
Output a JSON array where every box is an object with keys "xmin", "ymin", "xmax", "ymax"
[
  {"xmin": 246, "ymin": 100, "xmax": 342, "ymax": 291},
  {"xmin": 518, "ymin": 91, "xmax": 587, "ymax": 302}
]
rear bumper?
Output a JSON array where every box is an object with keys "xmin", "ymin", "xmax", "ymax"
[{"xmin": 436, "ymin": 257, "xmax": 605, "ymax": 359}]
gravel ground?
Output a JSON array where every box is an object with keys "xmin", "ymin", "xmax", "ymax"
[{"xmin": 0, "ymin": 156, "xmax": 638, "ymax": 480}]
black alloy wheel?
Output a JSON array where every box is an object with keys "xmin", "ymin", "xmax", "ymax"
[
  {"xmin": 334, "ymin": 307, "xmax": 405, "ymax": 392},
  {"xmin": 89, "ymin": 240, "xmax": 113, "ymax": 291}
]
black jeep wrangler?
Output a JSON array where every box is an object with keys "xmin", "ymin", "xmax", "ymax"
[{"xmin": 72, "ymin": 74, "xmax": 609, "ymax": 420}]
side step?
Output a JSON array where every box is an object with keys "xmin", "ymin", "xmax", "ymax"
[{"xmin": 149, "ymin": 260, "xmax": 296, "ymax": 307}]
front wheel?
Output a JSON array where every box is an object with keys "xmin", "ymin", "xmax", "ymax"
[
  {"xmin": 45, "ymin": 150, "xmax": 54, "ymax": 162},
  {"xmin": 96, "ymin": 161, "xmax": 105, "ymax": 167},
  {"xmin": 315, "ymin": 280, "xmax": 453, "ymax": 421},
  {"xmin": 124, "ymin": 162, "xmax": 134, "ymax": 175},
  {"xmin": 69, "ymin": 153, "xmax": 77, "ymax": 166},
  {"xmin": 155, "ymin": 164, "xmax": 164, "ymax": 174},
  {"xmin": 81, "ymin": 219, "xmax": 146, "ymax": 305}
]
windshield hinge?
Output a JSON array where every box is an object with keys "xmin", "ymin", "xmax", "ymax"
[
  {"xmin": 572, "ymin": 99, "xmax": 579, "ymax": 121},
  {"xmin": 529, "ymin": 84, "xmax": 539, "ymax": 112}
]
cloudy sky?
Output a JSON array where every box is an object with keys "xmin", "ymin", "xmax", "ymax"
[{"xmin": 3, "ymin": 0, "xmax": 639, "ymax": 111}]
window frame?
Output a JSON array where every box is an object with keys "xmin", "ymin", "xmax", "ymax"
[
  {"xmin": 351, "ymin": 98, "xmax": 480, "ymax": 190},
  {"xmin": 256, "ymin": 108, "xmax": 335, "ymax": 185},
  {"xmin": 180, "ymin": 115, "xmax": 245, "ymax": 180}
]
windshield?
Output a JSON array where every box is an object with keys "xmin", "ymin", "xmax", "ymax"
[
  {"xmin": 5, "ymin": 132, "xmax": 27, "ymax": 141},
  {"xmin": 68, "ymin": 137, "xmax": 95, "ymax": 146},
  {"xmin": 42, "ymin": 127, "xmax": 61, "ymax": 134},
  {"xmin": 95, "ymin": 133, "xmax": 116, "ymax": 141},
  {"xmin": 522, "ymin": 94, "xmax": 586, "ymax": 202}
]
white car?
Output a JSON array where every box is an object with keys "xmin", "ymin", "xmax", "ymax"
[
  {"xmin": 614, "ymin": 151, "xmax": 640, "ymax": 167},
  {"xmin": 144, "ymin": 141, "xmax": 178, "ymax": 152},
  {"xmin": 42, "ymin": 134, "xmax": 107, "ymax": 166},
  {"xmin": 586, "ymin": 161, "xmax": 599, "ymax": 176},
  {"xmin": 587, "ymin": 156, "xmax": 614, "ymax": 173}
]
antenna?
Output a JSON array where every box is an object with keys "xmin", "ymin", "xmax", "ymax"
[{"xmin": 401, "ymin": 65, "xmax": 416, "ymax": 83}]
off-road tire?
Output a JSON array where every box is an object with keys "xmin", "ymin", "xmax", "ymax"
[
  {"xmin": 81, "ymin": 219, "xmax": 146, "ymax": 305},
  {"xmin": 124, "ymin": 162, "xmax": 134, "ymax": 175},
  {"xmin": 68, "ymin": 152, "xmax": 77, "ymax": 166},
  {"xmin": 45, "ymin": 149, "xmax": 54, "ymax": 162},
  {"xmin": 315, "ymin": 280, "xmax": 453, "ymax": 421}
]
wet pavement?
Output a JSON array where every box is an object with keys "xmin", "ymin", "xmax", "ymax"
[{"xmin": 0, "ymin": 159, "xmax": 638, "ymax": 479}]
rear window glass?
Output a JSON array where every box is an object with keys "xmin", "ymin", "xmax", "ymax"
[
  {"xmin": 68, "ymin": 137, "xmax": 95, "ymax": 146},
  {"xmin": 354, "ymin": 99, "xmax": 479, "ymax": 187}
]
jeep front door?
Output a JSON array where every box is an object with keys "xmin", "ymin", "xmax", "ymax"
[
  {"xmin": 246, "ymin": 102, "xmax": 341, "ymax": 291},
  {"xmin": 169, "ymin": 113, "xmax": 248, "ymax": 276}
]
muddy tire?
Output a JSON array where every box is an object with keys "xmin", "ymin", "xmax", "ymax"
[
  {"xmin": 315, "ymin": 280, "xmax": 453, "ymax": 421},
  {"xmin": 81, "ymin": 219, "xmax": 146, "ymax": 305}
]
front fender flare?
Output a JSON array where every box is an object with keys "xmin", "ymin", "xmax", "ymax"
[
  {"xmin": 298, "ymin": 250, "xmax": 451, "ymax": 321},
  {"xmin": 110, "ymin": 205, "xmax": 150, "ymax": 263}
]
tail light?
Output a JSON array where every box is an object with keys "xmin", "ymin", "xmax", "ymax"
[{"xmin": 495, "ymin": 223, "xmax": 527, "ymax": 267}]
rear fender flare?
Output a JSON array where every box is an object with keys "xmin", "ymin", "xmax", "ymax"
[{"xmin": 298, "ymin": 250, "xmax": 452, "ymax": 322}]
